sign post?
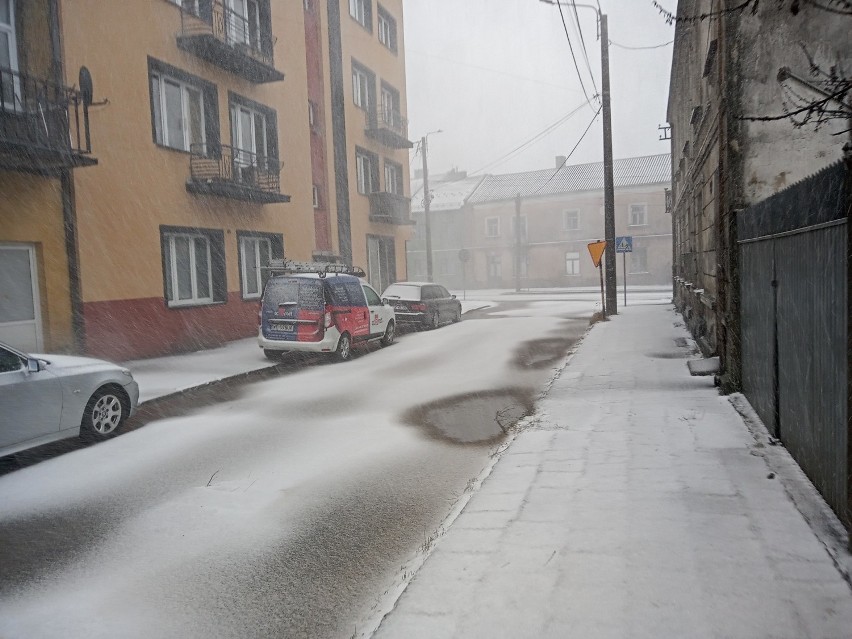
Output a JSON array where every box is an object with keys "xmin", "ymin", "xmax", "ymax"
[
  {"xmin": 615, "ymin": 236, "xmax": 633, "ymax": 307},
  {"xmin": 587, "ymin": 240, "xmax": 608, "ymax": 318},
  {"xmin": 458, "ymin": 248, "xmax": 470, "ymax": 301}
]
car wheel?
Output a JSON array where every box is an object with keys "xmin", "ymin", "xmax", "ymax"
[
  {"xmin": 381, "ymin": 320, "xmax": 395, "ymax": 347},
  {"xmin": 429, "ymin": 310, "xmax": 440, "ymax": 330},
  {"xmin": 453, "ymin": 306, "xmax": 462, "ymax": 323},
  {"xmin": 335, "ymin": 333, "xmax": 352, "ymax": 361},
  {"xmin": 81, "ymin": 386, "xmax": 126, "ymax": 439},
  {"xmin": 264, "ymin": 349, "xmax": 284, "ymax": 361}
]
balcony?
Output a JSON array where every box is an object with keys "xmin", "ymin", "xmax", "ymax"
[
  {"xmin": 365, "ymin": 108, "xmax": 413, "ymax": 149},
  {"xmin": 186, "ymin": 144, "xmax": 290, "ymax": 204},
  {"xmin": 177, "ymin": 1, "xmax": 284, "ymax": 84},
  {"xmin": 0, "ymin": 67, "xmax": 97, "ymax": 173},
  {"xmin": 369, "ymin": 191, "xmax": 412, "ymax": 224}
]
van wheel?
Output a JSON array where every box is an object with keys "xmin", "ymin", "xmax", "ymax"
[
  {"xmin": 381, "ymin": 321, "xmax": 395, "ymax": 347},
  {"xmin": 264, "ymin": 349, "xmax": 284, "ymax": 361},
  {"xmin": 335, "ymin": 333, "xmax": 352, "ymax": 361}
]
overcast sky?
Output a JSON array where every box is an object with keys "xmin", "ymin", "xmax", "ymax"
[{"xmin": 403, "ymin": 0, "xmax": 676, "ymax": 177}]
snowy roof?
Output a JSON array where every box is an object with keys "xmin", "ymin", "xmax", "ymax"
[
  {"xmin": 410, "ymin": 174, "xmax": 487, "ymax": 213},
  {"xmin": 467, "ymin": 153, "xmax": 671, "ymax": 204}
]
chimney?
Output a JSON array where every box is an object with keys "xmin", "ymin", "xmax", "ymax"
[{"xmin": 556, "ymin": 155, "xmax": 567, "ymax": 169}]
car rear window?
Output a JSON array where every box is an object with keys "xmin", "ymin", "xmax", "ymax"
[
  {"xmin": 325, "ymin": 278, "xmax": 365, "ymax": 306},
  {"xmin": 262, "ymin": 278, "xmax": 324, "ymax": 311},
  {"xmin": 383, "ymin": 284, "xmax": 422, "ymax": 301}
]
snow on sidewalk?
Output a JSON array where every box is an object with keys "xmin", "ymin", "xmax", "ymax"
[{"xmin": 373, "ymin": 304, "xmax": 852, "ymax": 639}]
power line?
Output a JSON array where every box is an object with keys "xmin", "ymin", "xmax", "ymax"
[
  {"xmin": 529, "ymin": 105, "xmax": 602, "ymax": 196},
  {"xmin": 555, "ymin": 1, "xmax": 598, "ymax": 110},
  {"xmin": 468, "ymin": 101, "xmax": 589, "ymax": 176},
  {"xmin": 570, "ymin": 0, "xmax": 599, "ymax": 99},
  {"xmin": 609, "ymin": 39, "xmax": 674, "ymax": 50}
]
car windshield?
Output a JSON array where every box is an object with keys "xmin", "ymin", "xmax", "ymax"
[
  {"xmin": 382, "ymin": 284, "xmax": 422, "ymax": 300},
  {"xmin": 2, "ymin": 1, "xmax": 849, "ymax": 637}
]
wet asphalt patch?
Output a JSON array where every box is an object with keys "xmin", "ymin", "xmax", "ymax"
[
  {"xmin": 511, "ymin": 337, "xmax": 576, "ymax": 370},
  {"xmin": 402, "ymin": 387, "xmax": 536, "ymax": 444}
]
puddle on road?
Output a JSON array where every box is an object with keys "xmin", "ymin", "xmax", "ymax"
[
  {"xmin": 403, "ymin": 388, "xmax": 535, "ymax": 444},
  {"xmin": 511, "ymin": 337, "xmax": 576, "ymax": 370}
]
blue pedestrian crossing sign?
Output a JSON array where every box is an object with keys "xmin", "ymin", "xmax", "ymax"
[{"xmin": 616, "ymin": 236, "xmax": 633, "ymax": 253}]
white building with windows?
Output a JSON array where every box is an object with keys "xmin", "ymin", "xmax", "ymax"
[{"xmin": 409, "ymin": 154, "xmax": 672, "ymax": 290}]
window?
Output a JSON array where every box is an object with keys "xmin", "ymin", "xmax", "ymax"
[
  {"xmin": 565, "ymin": 252, "xmax": 580, "ymax": 275},
  {"xmin": 163, "ymin": 232, "xmax": 214, "ymax": 306},
  {"xmin": 312, "ymin": 184, "xmax": 320, "ymax": 208},
  {"xmin": 630, "ymin": 247, "xmax": 648, "ymax": 273},
  {"xmin": 308, "ymin": 100, "xmax": 317, "ymax": 129},
  {"xmin": 380, "ymin": 83, "xmax": 400, "ymax": 127},
  {"xmin": 352, "ymin": 63, "xmax": 374, "ymax": 111},
  {"xmin": 563, "ymin": 210, "xmax": 580, "ymax": 231},
  {"xmin": 227, "ymin": 0, "xmax": 262, "ymax": 50},
  {"xmin": 240, "ymin": 236, "xmax": 271, "ymax": 299},
  {"xmin": 169, "ymin": 0, "xmax": 199, "ymax": 15},
  {"xmin": 377, "ymin": 6, "xmax": 398, "ymax": 52},
  {"xmin": 629, "ymin": 204, "xmax": 647, "ymax": 226},
  {"xmin": 355, "ymin": 147, "xmax": 378, "ymax": 195},
  {"xmin": 384, "ymin": 160, "xmax": 402, "ymax": 195},
  {"xmin": 151, "ymin": 72, "xmax": 206, "ymax": 153},
  {"xmin": 485, "ymin": 217, "xmax": 500, "ymax": 237},
  {"xmin": 0, "ymin": 0, "xmax": 19, "ymax": 108},
  {"xmin": 349, "ymin": 0, "xmax": 371, "ymax": 29},
  {"xmin": 303, "ymin": 0, "xmax": 312, "ymax": 11},
  {"xmin": 229, "ymin": 93, "xmax": 278, "ymax": 179},
  {"xmin": 0, "ymin": 345, "xmax": 23, "ymax": 373},
  {"xmin": 363, "ymin": 285, "xmax": 382, "ymax": 306},
  {"xmin": 487, "ymin": 253, "xmax": 502, "ymax": 278}
]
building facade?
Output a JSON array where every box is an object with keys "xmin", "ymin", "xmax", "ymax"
[
  {"xmin": 0, "ymin": 0, "xmax": 412, "ymax": 360},
  {"xmin": 408, "ymin": 155, "xmax": 671, "ymax": 290},
  {"xmin": 667, "ymin": 0, "xmax": 852, "ymax": 385}
]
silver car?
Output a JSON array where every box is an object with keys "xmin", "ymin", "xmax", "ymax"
[{"xmin": 0, "ymin": 342, "xmax": 140, "ymax": 458}]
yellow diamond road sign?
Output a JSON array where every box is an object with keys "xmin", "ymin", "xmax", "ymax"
[{"xmin": 587, "ymin": 241, "xmax": 607, "ymax": 268}]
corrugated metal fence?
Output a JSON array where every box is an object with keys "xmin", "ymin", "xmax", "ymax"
[{"xmin": 738, "ymin": 160, "xmax": 848, "ymax": 524}]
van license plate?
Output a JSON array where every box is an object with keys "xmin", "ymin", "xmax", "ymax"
[{"xmin": 273, "ymin": 323, "xmax": 295, "ymax": 332}]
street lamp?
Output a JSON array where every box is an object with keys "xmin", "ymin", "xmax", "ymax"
[
  {"xmin": 420, "ymin": 129, "xmax": 442, "ymax": 282},
  {"xmin": 539, "ymin": 0, "xmax": 617, "ymax": 315}
]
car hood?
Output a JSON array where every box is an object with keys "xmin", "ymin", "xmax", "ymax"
[{"xmin": 31, "ymin": 353, "xmax": 129, "ymax": 375}]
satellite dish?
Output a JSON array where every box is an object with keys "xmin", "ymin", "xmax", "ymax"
[{"xmin": 79, "ymin": 67, "xmax": 93, "ymax": 107}]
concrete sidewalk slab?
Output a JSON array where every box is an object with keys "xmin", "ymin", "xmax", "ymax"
[{"xmin": 373, "ymin": 304, "xmax": 852, "ymax": 639}]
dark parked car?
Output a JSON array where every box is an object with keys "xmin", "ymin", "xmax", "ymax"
[{"xmin": 381, "ymin": 282, "xmax": 462, "ymax": 330}]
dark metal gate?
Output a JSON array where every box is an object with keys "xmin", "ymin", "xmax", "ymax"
[{"xmin": 738, "ymin": 161, "xmax": 848, "ymax": 523}]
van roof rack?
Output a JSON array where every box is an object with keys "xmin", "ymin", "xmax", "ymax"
[{"xmin": 264, "ymin": 259, "xmax": 367, "ymax": 278}]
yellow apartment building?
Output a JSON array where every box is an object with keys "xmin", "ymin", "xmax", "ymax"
[{"xmin": 1, "ymin": 0, "xmax": 413, "ymax": 360}]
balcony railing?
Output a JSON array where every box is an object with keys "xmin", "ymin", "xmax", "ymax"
[
  {"xmin": 186, "ymin": 143, "xmax": 290, "ymax": 204},
  {"xmin": 0, "ymin": 66, "xmax": 96, "ymax": 173},
  {"xmin": 365, "ymin": 108, "xmax": 413, "ymax": 149},
  {"xmin": 177, "ymin": 1, "xmax": 284, "ymax": 84},
  {"xmin": 369, "ymin": 191, "xmax": 412, "ymax": 224}
]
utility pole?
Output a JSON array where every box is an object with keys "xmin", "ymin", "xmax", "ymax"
[
  {"xmin": 600, "ymin": 13, "xmax": 617, "ymax": 315},
  {"xmin": 540, "ymin": 1, "xmax": 617, "ymax": 313},
  {"xmin": 421, "ymin": 135, "xmax": 433, "ymax": 282},
  {"xmin": 515, "ymin": 194, "xmax": 522, "ymax": 292}
]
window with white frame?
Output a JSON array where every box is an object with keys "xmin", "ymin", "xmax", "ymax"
[
  {"xmin": 384, "ymin": 160, "xmax": 402, "ymax": 195},
  {"xmin": 349, "ymin": 0, "xmax": 370, "ymax": 28},
  {"xmin": 0, "ymin": 0, "xmax": 19, "ymax": 108},
  {"xmin": 170, "ymin": 0, "xmax": 200, "ymax": 15},
  {"xmin": 230, "ymin": 101, "xmax": 268, "ymax": 167},
  {"xmin": 352, "ymin": 63, "xmax": 373, "ymax": 110},
  {"xmin": 355, "ymin": 148, "xmax": 377, "ymax": 194},
  {"xmin": 163, "ymin": 232, "xmax": 214, "ymax": 305},
  {"xmin": 565, "ymin": 251, "xmax": 580, "ymax": 275},
  {"xmin": 485, "ymin": 217, "xmax": 500, "ymax": 237},
  {"xmin": 312, "ymin": 184, "xmax": 320, "ymax": 208},
  {"xmin": 226, "ymin": 0, "xmax": 262, "ymax": 49},
  {"xmin": 629, "ymin": 203, "xmax": 648, "ymax": 226},
  {"xmin": 377, "ymin": 5, "xmax": 397, "ymax": 52},
  {"xmin": 308, "ymin": 100, "xmax": 316, "ymax": 129},
  {"xmin": 240, "ymin": 236, "xmax": 271, "ymax": 298},
  {"xmin": 563, "ymin": 209, "xmax": 580, "ymax": 231},
  {"xmin": 487, "ymin": 253, "xmax": 502, "ymax": 278},
  {"xmin": 151, "ymin": 71, "xmax": 206, "ymax": 153},
  {"xmin": 630, "ymin": 247, "xmax": 648, "ymax": 273}
]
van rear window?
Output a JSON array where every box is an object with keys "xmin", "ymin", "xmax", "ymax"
[
  {"xmin": 263, "ymin": 278, "xmax": 324, "ymax": 311},
  {"xmin": 326, "ymin": 279, "xmax": 364, "ymax": 306}
]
